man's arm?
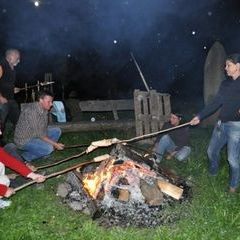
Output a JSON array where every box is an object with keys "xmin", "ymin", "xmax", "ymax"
[
  {"xmin": 190, "ymin": 81, "xmax": 226, "ymax": 125},
  {"xmin": 40, "ymin": 136, "xmax": 64, "ymax": 150},
  {"xmin": 0, "ymin": 93, "xmax": 7, "ymax": 104}
]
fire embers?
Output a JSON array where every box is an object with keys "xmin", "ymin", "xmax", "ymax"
[{"xmin": 57, "ymin": 144, "xmax": 192, "ymax": 228}]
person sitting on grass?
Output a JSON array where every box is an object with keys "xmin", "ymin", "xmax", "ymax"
[
  {"xmin": 14, "ymin": 91, "xmax": 65, "ymax": 162},
  {"xmin": 152, "ymin": 113, "xmax": 191, "ymax": 163},
  {"xmin": 0, "ymin": 146, "xmax": 46, "ymax": 209}
]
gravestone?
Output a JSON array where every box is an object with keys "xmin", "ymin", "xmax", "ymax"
[{"xmin": 202, "ymin": 41, "xmax": 226, "ymax": 126}]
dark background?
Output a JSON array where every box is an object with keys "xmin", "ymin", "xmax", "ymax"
[{"xmin": 1, "ymin": 0, "xmax": 240, "ymax": 110}]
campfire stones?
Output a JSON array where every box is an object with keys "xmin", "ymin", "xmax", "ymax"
[
  {"xmin": 56, "ymin": 183, "xmax": 72, "ymax": 198},
  {"xmin": 57, "ymin": 144, "xmax": 192, "ymax": 228}
]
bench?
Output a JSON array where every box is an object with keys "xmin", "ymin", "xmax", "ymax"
[
  {"xmin": 78, "ymin": 99, "xmax": 134, "ymax": 120},
  {"xmin": 50, "ymin": 99, "xmax": 135, "ymax": 132}
]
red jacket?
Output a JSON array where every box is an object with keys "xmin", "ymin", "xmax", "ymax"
[{"xmin": 0, "ymin": 147, "xmax": 32, "ymax": 196}]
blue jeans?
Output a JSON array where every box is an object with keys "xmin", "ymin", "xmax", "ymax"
[
  {"xmin": 4, "ymin": 143, "xmax": 24, "ymax": 162},
  {"xmin": 207, "ymin": 121, "xmax": 240, "ymax": 189},
  {"xmin": 154, "ymin": 134, "xmax": 191, "ymax": 162},
  {"xmin": 21, "ymin": 127, "xmax": 62, "ymax": 162}
]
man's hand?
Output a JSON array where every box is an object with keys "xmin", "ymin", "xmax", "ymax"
[
  {"xmin": 0, "ymin": 95, "xmax": 8, "ymax": 104},
  {"xmin": 4, "ymin": 188, "xmax": 15, "ymax": 198},
  {"xmin": 53, "ymin": 142, "xmax": 65, "ymax": 150},
  {"xmin": 14, "ymin": 87, "xmax": 21, "ymax": 94},
  {"xmin": 27, "ymin": 172, "xmax": 46, "ymax": 183},
  {"xmin": 190, "ymin": 116, "xmax": 200, "ymax": 126}
]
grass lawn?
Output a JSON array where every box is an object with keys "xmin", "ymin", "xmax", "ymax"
[{"xmin": 1, "ymin": 127, "xmax": 240, "ymax": 240}]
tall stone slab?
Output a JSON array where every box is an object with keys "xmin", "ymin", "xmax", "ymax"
[{"xmin": 202, "ymin": 41, "xmax": 226, "ymax": 126}]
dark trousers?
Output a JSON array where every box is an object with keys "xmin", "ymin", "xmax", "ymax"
[{"xmin": 0, "ymin": 99, "xmax": 20, "ymax": 133}]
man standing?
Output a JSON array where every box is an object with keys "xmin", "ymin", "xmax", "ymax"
[
  {"xmin": 190, "ymin": 54, "xmax": 240, "ymax": 193},
  {"xmin": 14, "ymin": 91, "xmax": 64, "ymax": 162},
  {"xmin": 0, "ymin": 49, "xmax": 21, "ymax": 142},
  {"xmin": 153, "ymin": 113, "xmax": 191, "ymax": 163}
]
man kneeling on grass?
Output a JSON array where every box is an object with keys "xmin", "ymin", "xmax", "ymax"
[
  {"xmin": 0, "ymin": 147, "xmax": 46, "ymax": 209},
  {"xmin": 14, "ymin": 91, "xmax": 65, "ymax": 162}
]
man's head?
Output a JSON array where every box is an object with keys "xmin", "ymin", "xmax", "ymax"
[
  {"xmin": 225, "ymin": 53, "xmax": 240, "ymax": 80},
  {"xmin": 169, "ymin": 113, "xmax": 182, "ymax": 126},
  {"xmin": 37, "ymin": 91, "xmax": 54, "ymax": 111},
  {"xmin": 5, "ymin": 49, "xmax": 20, "ymax": 68}
]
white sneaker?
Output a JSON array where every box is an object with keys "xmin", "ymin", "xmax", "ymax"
[{"xmin": 0, "ymin": 199, "xmax": 12, "ymax": 209}]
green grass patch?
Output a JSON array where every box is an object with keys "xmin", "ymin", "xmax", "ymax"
[{"xmin": 1, "ymin": 127, "xmax": 240, "ymax": 240}]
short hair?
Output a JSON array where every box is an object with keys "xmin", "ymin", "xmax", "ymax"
[
  {"xmin": 5, "ymin": 49, "xmax": 20, "ymax": 57},
  {"xmin": 37, "ymin": 90, "xmax": 54, "ymax": 101},
  {"xmin": 174, "ymin": 113, "xmax": 183, "ymax": 118},
  {"xmin": 226, "ymin": 54, "xmax": 240, "ymax": 64}
]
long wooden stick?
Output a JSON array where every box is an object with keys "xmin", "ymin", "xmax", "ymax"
[
  {"xmin": 130, "ymin": 52, "xmax": 150, "ymax": 92},
  {"xmin": 64, "ymin": 144, "xmax": 89, "ymax": 149},
  {"xmin": 13, "ymin": 123, "xmax": 190, "ymax": 192},
  {"xmin": 120, "ymin": 122, "xmax": 191, "ymax": 143},
  {"xmin": 36, "ymin": 150, "xmax": 86, "ymax": 170},
  {"xmin": 25, "ymin": 122, "xmax": 190, "ymax": 171},
  {"xmin": 14, "ymin": 156, "xmax": 109, "ymax": 192}
]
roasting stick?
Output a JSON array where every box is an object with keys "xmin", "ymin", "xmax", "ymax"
[
  {"xmin": 7, "ymin": 150, "xmax": 87, "ymax": 180},
  {"xmin": 14, "ymin": 122, "xmax": 190, "ymax": 178},
  {"xmin": 23, "ymin": 122, "xmax": 190, "ymax": 171},
  {"xmin": 38, "ymin": 122, "xmax": 191, "ymax": 169},
  {"xmin": 119, "ymin": 122, "xmax": 191, "ymax": 144},
  {"xmin": 21, "ymin": 144, "xmax": 88, "ymax": 172},
  {"xmin": 13, "ymin": 123, "xmax": 190, "ymax": 192},
  {"xmin": 64, "ymin": 143, "xmax": 89, "ymax": 149},
  {"xmin": 85, "ymin": 122, "xmax": 191, "ymax": 153},
  {"xmin": 14, "ymin": 154, "xmax": 110, "ymax": 192},
  {"xmin": 36, "ymin": 150, "xmax": 86, "ymax": 170}
]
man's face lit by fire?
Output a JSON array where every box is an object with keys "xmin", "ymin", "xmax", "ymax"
[
  {"xmin": 170, "ymin": 114, "xmax": 181, "ymax": 126},
  {"xmin": 225, "ymin": 60, "xmax": 240, "ymax": 79},
  {"xmin": 39, "ymin": 95, "xmax": 53, "ymax": 111},
  {"xmin": 7, "ymin": 51, "xmax": 20, "ymax": 67}
]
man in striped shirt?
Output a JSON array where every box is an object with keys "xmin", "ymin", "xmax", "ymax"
[{"xmin": 14, "ymin": 91, "xmax": 64, "ymax": 162}]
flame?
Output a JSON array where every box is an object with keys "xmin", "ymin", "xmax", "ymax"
[
  {"xmin": 82, "ymin": 159, "xmax": 157, "ymax": 199},
  {"xmin": 82, "ymin": 159, "xmax": 114, "ymax": 198}
]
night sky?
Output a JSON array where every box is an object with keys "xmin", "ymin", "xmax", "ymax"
[{"xmin": 1, "ymin": 0, "xmax": 240, "ymax": 104}]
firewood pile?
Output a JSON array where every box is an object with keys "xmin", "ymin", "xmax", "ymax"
[{"xmin": 57, "ymin": 144, "xmax": 192, "ymax": 228}]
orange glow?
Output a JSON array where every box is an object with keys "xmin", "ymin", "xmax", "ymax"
[{"xmin": 82, "ymin": 159, "xmax": 156, "ymax": 199}]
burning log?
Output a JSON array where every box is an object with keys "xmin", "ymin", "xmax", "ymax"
[
  {"xmin": 140, "ymin": 179, "xmax": 163, "ymax": 206},
  {"xmin": 157, "ymin": 180, "xmax": 183, "ymax": 200},
  {"xmin": 66, "ymin": 171, "xmax": 99, "ymax": 218},
  {"xmin": 57, "ymin": 143, "xmax": 192, "ymax": 228},
  {"xmin": 118, "ymin": 189, "xmax": 130, "ymax": 202}
]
